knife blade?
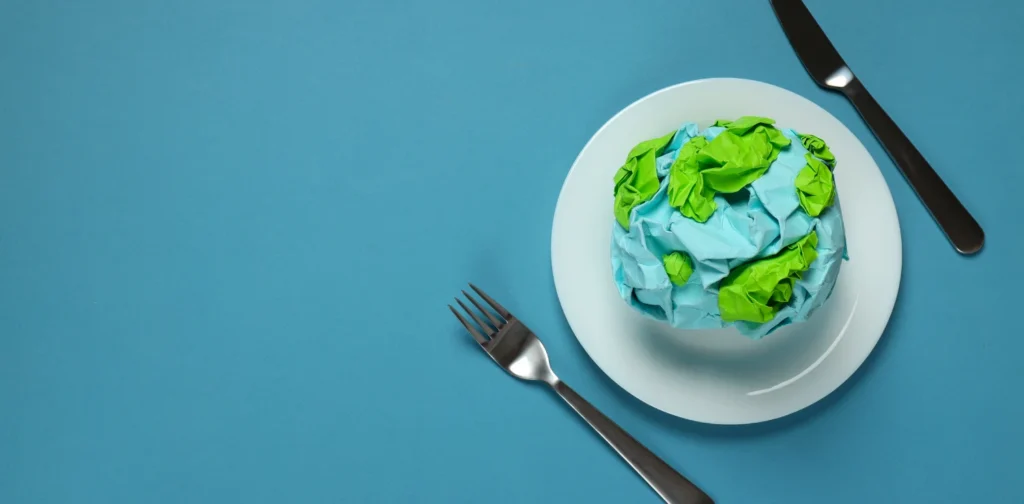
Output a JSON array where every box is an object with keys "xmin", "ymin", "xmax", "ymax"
[
  {"xmin": 769, "ymin": 0, "xmax": 848, "ymax": 87},
  {"xmin": 770, "ymin": 0, "xmax": 985, "ymax": 254}
]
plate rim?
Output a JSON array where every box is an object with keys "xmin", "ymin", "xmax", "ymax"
[{"xmin": 550, "ymin": 77, "xmax": 903, "ymax": 425}]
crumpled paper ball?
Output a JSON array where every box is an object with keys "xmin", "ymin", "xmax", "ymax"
[{"xmin": 610, "ymin": 118, "xmax": 847, "ymax": 339}]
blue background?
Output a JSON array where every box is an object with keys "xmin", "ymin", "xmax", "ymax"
[{"xmin": 1, "ymin": 0, "xmax": 1021, "ymax": 502}]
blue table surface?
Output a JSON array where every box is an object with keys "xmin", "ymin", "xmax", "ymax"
[{"xmin": 2, "ymin": 0, "xmax": 1022, "ymax": 502}]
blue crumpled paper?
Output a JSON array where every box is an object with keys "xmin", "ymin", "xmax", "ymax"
[{"xmin": 610, "ymin": 123, "xmax": 847, "ymax": 339}]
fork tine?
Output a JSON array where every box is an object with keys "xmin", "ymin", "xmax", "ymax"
[
  {"xmin": 449, "ymin": 305, "xmax": 487, "ymax": 344},
  {"xmin": 469, "ymin": 283, "xmax": 511, "ymax": 319},
  {"xmin": 455, "ymin": 299, "xmax": 496, "ymax": 336},
  {"xmin": 463, "ymin": 290, "xmax": 503, "ymax": 328}
]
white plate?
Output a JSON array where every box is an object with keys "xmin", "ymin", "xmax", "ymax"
[{"xmin": 551, "ymin": 78, "xmax": 902, "ymax": 425}]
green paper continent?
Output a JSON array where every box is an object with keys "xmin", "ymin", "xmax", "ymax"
[
  {"xmin": 663, "ymin": 252, "xmax": 694, "ymax": 286},
  {"xmin": 667, "ymin": 116, "xmax": 791, "ymax": 223},
  {"xmin": 718, "ymin": 231, "xmax": 819, "ymax": 323},
  {"xmin": 795, "ymin": 154, "xmax": 836, "ymax": 217},
  {"xmin": 798, "ymin": 133, "xmax": 835, "ymax": 167},
  {"xmin": 612, "ymin": 131, "xmax": 677, "ymax": 228}
]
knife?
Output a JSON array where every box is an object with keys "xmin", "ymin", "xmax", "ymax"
[{"xmin": 770, "ymin": 0, "xmax": 984, "ymax": 255}]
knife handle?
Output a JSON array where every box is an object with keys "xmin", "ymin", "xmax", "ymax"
[{"xmin": 841, "ymin": 78, "xmax": 984, "ymax": 254}]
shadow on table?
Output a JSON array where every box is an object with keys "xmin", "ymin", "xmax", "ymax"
[{"xmin": 547, "ymin": 280, "xmax": 905, "ymax": 439}]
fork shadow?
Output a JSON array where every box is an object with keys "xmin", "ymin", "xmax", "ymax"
[{"xmin": 547, "ymin": 281, "xmax": 905, "ymax": 439}]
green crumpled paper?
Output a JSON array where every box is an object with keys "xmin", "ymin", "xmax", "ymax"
[
  {"xmin": 794, "ymin": 154, "xmax": 836, "ymax": 217},
  {"xmin": 798, "ymin": 133, "xmax": 835, "ymax": 167},
  {"xmin": 718, "ymin": 231, "xmax": 819, "ymax": 323},
  {"xmin": 613, "ymin": 131, "xmax": 677, "ymax": 228},
  {"xmin": 663, "ymin": 251, "xmax": 694, "ymax": 286},
  {"xmin": 664, "ymin": 136, "xmax": 715, "ymax": 221},
  {"xmin": 667, "ymin": 117, "xmax": 791, "ymax": 222}
]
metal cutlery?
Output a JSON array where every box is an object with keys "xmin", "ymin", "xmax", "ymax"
[
  {"xmin": 450, "ymin": 284, "xmax": 714, "ymax": 504},
  {"xmin": 771, "ymin": 0, "xmax": 984, "ymax": 254}
]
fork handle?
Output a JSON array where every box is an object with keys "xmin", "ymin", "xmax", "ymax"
[{"xmin": 551, "ymin": 381, "xmax": 713, "ymax": 504}]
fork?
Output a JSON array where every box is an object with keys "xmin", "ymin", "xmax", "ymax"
[{"xmin": 450, "ymin": 284, "xmax": 714, "ymax": 504}]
